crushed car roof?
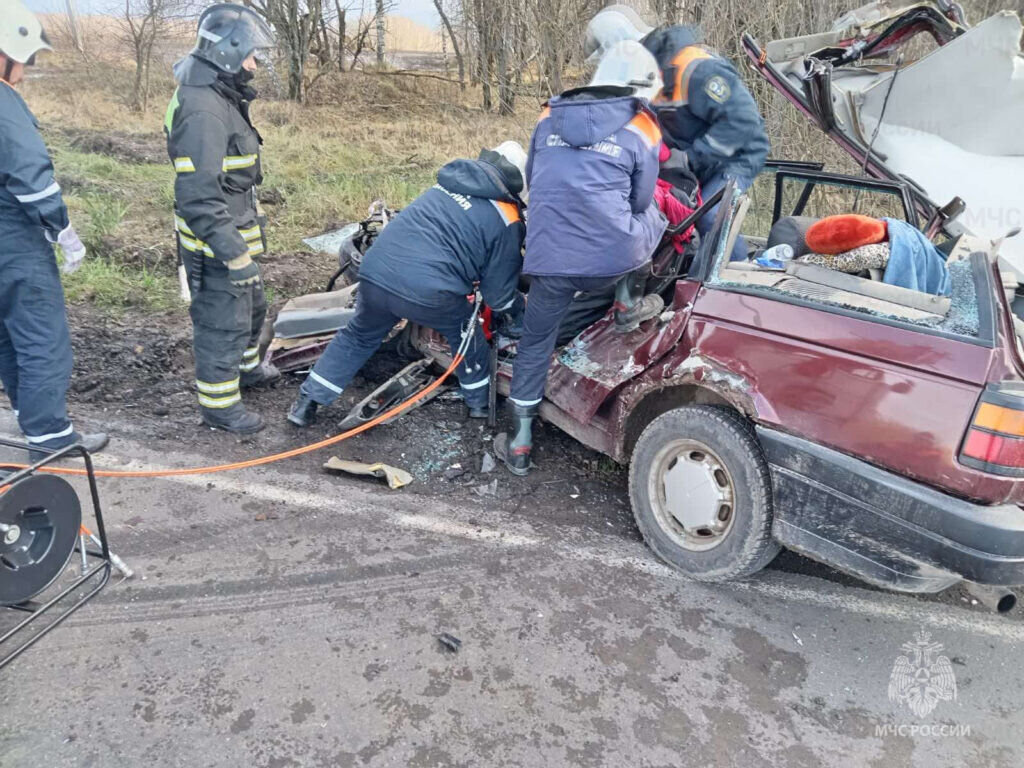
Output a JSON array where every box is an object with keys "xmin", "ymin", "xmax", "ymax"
[{"xmin": 749, "ymin": 1, "xmax": 1024, "ymax": 275}]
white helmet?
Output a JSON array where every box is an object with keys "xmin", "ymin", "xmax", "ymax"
[
  {"xmin": 589, "ymin": 40, "xmax": 663, "ymax": 101},
  {"xmin": 584, "ymin": 4, "xmax": 655, "ymax": 63},
  {"xmin": 491, "ymin": 140, "xmax": 529, "ymax": 192},
  {"xmin": 0, "ymin": 0, "xmax": 52, "ymax": 65}
]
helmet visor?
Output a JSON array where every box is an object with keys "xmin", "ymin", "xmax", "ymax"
[
  {"xmin": 246, "ymin": 15, "xmax": 276, "ymax": 52},
  {"xmin": 237, "ymin": 11, "xmax": 276, "ymax": 59}
]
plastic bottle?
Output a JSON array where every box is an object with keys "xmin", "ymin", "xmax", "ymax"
[
  {"xmin": 754, "ymin": 243, "xmax": 795, "ymax": 269},
  {"xmin": 761, "ymin": 243, "xmax": 795, "ymax": 262}
]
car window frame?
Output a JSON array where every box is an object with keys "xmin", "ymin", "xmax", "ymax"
[
  {"xmin": 700, "ymin": 168, "xmax": 996, "ymax": 348},
  {"xmin": 768, "ymin": 167, "xmax": 920, "ymax": 229}
]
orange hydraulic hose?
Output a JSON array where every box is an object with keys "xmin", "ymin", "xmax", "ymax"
[{"xmin": 3, "ymin": 353, "xmax": 464, "ymax": 479}]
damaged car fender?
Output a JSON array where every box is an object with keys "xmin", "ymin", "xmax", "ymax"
[{"xmin": 611, "ymin": 341, "xmax": 764, "ymax": 463}]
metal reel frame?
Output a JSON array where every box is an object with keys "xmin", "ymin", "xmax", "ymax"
[{"xmin": 0, "ymin": 438, "xmax": 112, "ymax": 670}]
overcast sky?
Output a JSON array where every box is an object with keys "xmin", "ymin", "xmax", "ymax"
[{"xmin": 25, "ymin": 0, "xmax": 442, "ymax": 28}]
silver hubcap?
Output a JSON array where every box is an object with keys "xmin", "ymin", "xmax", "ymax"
[{"xmin": 649, "ymin": 439, "xmax": 735, "ymax": 552}]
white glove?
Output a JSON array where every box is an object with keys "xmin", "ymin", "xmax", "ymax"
[{"xmin": 57, "ymin": 224, "xmax": 86, "ymax": 275}]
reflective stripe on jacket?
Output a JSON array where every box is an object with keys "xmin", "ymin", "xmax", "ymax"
[
  {"xmin": 0, "ymin": 81, "xmax": 70, "ymax": 258},
  {"xmin": 643, "ymin": 25, "xmax": 770, "ymax": 181},
  {"xmin": 164, "ymin": 57, "xmax": 263, "ymax": 266},
  {"xmin": 359, "ymin": 158, "xmax": 525, "ymax": 311}
]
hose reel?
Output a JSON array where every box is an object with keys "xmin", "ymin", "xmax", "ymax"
[{"xmin": 0, "ymin": 474, "xmax": 82, "ymax": 607}]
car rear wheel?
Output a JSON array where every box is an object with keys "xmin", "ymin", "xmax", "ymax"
[{"xmin": 629, "ymin": 405, "xmax": 780, "ymax": 581}]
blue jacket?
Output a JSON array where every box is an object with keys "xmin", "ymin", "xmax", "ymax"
[
  {"xmin": 642, "ymin": 25, "xmax": 770, "ymax": 181},
  {"xmin": 524, "ymin": 90, "xmax": 667, "ymax": 278},
  {"xmin": 0, "ymin": 82, "xmax": 70, "ymax": 259},
  {"xmin": 359, "ymin": 155, "xmax": 525, "ymax": 310}
]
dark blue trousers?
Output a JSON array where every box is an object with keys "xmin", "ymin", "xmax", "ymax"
[
  {"xmin": 509, "ymin": 274, "xmax": 620, "ymax": 406},
  {"xmin": 301, "ymin": 280, "xmax": 491, "ymax": 408},
  {"xmin": 0, "ymin": 252, "xmax": 75, "ymax": 447}
]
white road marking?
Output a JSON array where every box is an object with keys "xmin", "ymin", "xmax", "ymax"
[{"xmin": 69, "ymin": 451, "xmax": 1024, "ymax": 643}]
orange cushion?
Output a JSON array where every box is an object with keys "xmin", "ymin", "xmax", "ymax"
[{"xmin": 805, "ymin": 215, "xmax": 888, "ymax": 255}]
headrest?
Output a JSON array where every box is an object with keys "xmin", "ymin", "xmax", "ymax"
[{"xmin": 766, "ymin": 216, "xmax": 819, "ymax": 257}]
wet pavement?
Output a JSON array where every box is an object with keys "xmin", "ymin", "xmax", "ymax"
[{"xmin": 1, "ymin": 412, "xmax": 1022, "ymax": 767}]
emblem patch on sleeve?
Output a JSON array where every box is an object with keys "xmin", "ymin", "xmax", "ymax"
[{"xmin": 705, "ymin": 75, "xmax": 731, "ymax": 104}]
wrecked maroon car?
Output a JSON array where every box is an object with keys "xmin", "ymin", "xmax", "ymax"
[
  {"xmin": 412, "ymin": 159, "xmax": 1024, "ymax": 595},
  {"xmin": 283, "ymin": 0, "xmax": 1024, "ymax": 596},
  {"xmin": 413, "ymin": 0, "xmax": 1024, "ymax": 594}
]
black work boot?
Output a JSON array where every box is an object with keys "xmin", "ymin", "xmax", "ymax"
[
  {"xmin": 501, "ymin": 402, "xmax": 538, "ymax": 476},
  {"xmin": 613, "ymin": 266, "xmax": 664, "ymax": 332},
  {"xmin": 287, "ymin": 395, "xmax": 319, "ymax": 428},
  {"xmin": 466, "ymin": 403, "xmax": 489, "ymax": 420},
  {"xmin": 29, "ymin": 431, "xmax": 109, "ymax": 463},
  {"xmin": 202, "ymin": 402, "xmax": 265, "ymax": 434},
  {"xmin": 241, "ymin": 361, "xmax": 281, "ymax": 389}
]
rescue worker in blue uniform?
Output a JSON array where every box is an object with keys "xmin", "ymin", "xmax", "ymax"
[
  {"xmin": 287, "ymin": 142, "xmax": 528, "ymax": 428},
  {"xmin": 0, "ymin": 0, "xmax": 108, "ymax": 457},
  {"xmin": 585, "ymin": 4, "xmax": 770, "ymax": 261},
  {"xmin": 501, "ymin": 42, "xmax": 667, "ymax": 476},
  {"xmin": 165, "ymin": 4, "xmax": 279, "ymax": 434}
]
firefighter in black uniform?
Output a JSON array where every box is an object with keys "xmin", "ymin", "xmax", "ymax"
[
  {"xmin": 165, "ymin": 4, "xmax": 278, "ymax": 434},
  {"xmin": 0, "ymin": 0, "xmax": 108, "ymax": 458}
]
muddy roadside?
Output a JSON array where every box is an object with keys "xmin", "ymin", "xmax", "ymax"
[
  {"xmin": 64, "ymin": 299, "xmax": 637, "ymax": 540},
  {"xmin": 59, "ymin": 295, "xmax": 1015, "ymax": 619}
]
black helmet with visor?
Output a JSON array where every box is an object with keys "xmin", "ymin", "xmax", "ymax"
[{"xmin": 190, "ymin": 3, "xmax": 275, "ymax": 74}]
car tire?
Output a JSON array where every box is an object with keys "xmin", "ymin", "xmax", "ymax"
[{"xmin": 629, "ymin": 405, "xmax": 780, "ymax": 581}]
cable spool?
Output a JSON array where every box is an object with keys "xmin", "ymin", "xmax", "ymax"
[{"xmin": 0, "ymin": 475, "xmax": 82, "ymax": 606}]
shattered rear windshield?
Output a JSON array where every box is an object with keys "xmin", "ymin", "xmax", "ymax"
[
  {"xmin": 708, "ymin": 195, "xmax": 981, "ymax": 338},
  {"xmin": 712, "ymin": 259, "xmax": 979, "ymax": 337}
]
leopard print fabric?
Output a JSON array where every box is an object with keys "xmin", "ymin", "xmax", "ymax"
[{"xmin": 798, "ymin": 243, "xmax": 890, "ymax": 273}]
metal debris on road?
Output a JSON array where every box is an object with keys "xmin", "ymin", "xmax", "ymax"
[
  {"xmin": 443, "ymin": 464, "xmax": 468, "ymax": 481},
  {"xmin": 437, "ymin": 633, "xmax": 462, "ymax": 653},
  {"xmin": 472, "ymin": 479, "xmax": 498, "ymax": 497},
  {"xmin": 480, "ymin": 452, "xmax": 496, "ymax": 474}
]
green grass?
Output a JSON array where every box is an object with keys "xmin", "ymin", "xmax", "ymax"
[
  {"xmin": 62, "ymin": 255, "xmax": 179, "ymax": 311},
  {"xmin": 29, "ymin": 63, "xmax": 531, "ymax": 313},
  {"xmin": 81, "ymin": 194, "xmax": 130, "ymax": 242}
]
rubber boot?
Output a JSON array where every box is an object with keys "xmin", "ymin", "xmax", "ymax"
[
  {"xmin": 466, "ymin": 392, "xmax": 489, "ymax": 420},
  {"xmin": 241, "ymin": 361, "xmax": 281, "ymax": 389},
  {"xmin": 614, "ymin": 267, "xmax": 664, "ymax": 333},
  {"xmin": 202, "ymin": 402, "xmax": 265, "ymax": 434},
  {"xmin": 29, "ymin": 432, "xmax": 109, "ymax": 463},
  {"xmin": 503, "ymin": 402, "xmax": 538, "ymax": 476},
  {"xmin": 287, "ymin": 395, "xmax": 319, "ymax": 428}
]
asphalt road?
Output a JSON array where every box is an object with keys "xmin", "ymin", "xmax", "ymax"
[{"xmin": 1, "ymin": 416, "xmax": 1023, "ymax": 767}]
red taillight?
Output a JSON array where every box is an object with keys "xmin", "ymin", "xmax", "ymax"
[
  {"xmin": 961, "ymin": 386, "xmax": 1024, "ymax": 476},
  {"xmin": 963, "ymin": 430, "xmax": 1024, "ymax": 467}
]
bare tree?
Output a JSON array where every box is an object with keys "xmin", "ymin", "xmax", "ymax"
[
  {"xmin": 120, "ymin": 0, "xmax": 184, "ymax": 112},
  {"xmin": 250, "ymin": 0, "xmax": 324, "ymax": 101},
  {"xmin": 375, "ymin": 0, "xmax": 386, "ymax": 66},
  {"xmin": 64, "ymin": 0, "xmax": 84, "ymax": 52},
  {"xmin": 433, "ymin": 0, "xmax": 465, "ymax": 89},
  {"xmin": 334, "ymin": 0, "xmax": 347, "ymax": 70},
  {"xmin": 348, "ymin": 7, "xmax": 377, "ymax": 70}
]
